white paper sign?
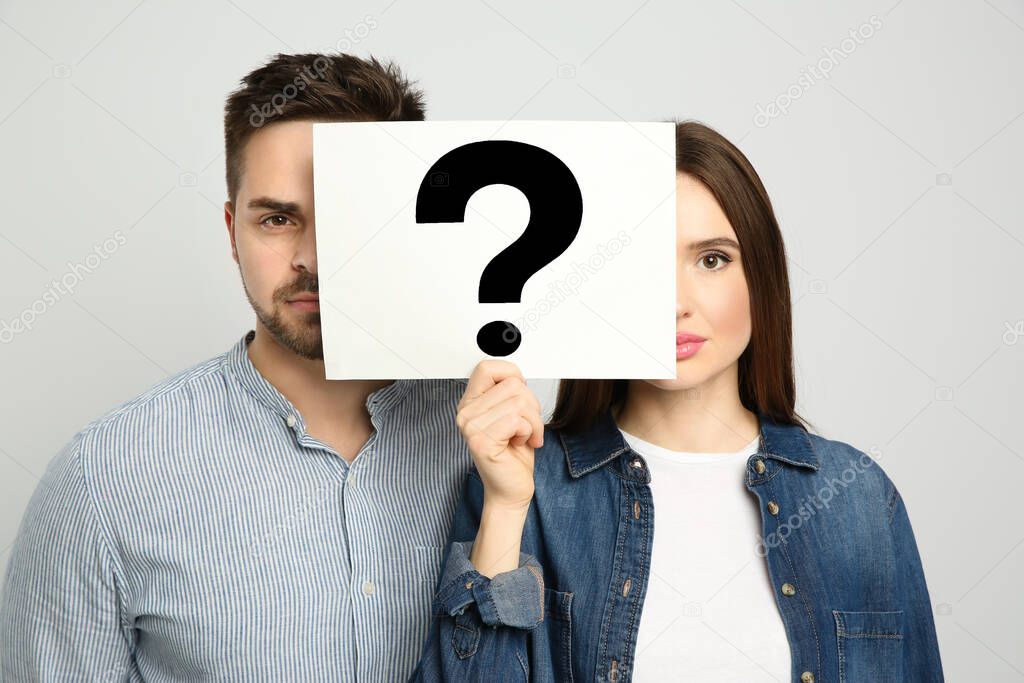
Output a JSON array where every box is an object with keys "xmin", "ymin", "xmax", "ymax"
[{"xmin": 313, "ymin": 121, "xmax": 676, "ymax": 379}]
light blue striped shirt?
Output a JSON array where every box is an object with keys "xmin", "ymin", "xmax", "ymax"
[{"xmin": 0, "ymin": 329, "xmax": 473, "ymax": 681}]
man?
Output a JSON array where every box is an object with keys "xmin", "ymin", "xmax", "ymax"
[{"xmin": 0, "ymin": 52, "xmax": 499, "ymax": 681}]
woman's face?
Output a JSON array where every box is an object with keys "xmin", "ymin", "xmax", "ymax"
[{"xmin": 643, "ymin": 173, "xmax": 752, "ymax": 393}]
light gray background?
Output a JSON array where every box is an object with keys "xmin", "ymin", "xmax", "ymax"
[{"xmin": 1, "ymin": 0, "xmax": 1022, "ymax": 680}]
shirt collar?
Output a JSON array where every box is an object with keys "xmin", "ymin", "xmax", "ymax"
[
  {"xmin": 222, "ymin": 329, "xmax": 413, "ymax": 426},
  {"xmin": 560, "ymin": 405, "xmax": 820, "ymax": 478}
]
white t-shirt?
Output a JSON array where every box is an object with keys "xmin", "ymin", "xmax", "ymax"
[{"xmin": 620, "ymin": 428, "xmax": 791, "ymax": 682}]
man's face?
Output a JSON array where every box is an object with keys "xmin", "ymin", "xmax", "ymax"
[{"xmin": 224, "ymin": 119, "xmax": 322, "ymax": 360}]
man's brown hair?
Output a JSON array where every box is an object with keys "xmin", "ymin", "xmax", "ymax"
[{"xmin": 223, "ymin": 52, "xmax": 425, "ymax": 202}]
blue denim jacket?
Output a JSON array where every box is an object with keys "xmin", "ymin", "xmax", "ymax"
[{"xmin": 411, "ymin": 407, "xmax": 944, "ymax": 682}]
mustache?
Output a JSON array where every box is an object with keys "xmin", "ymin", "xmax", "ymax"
[{"xmin": 280, "ymin": 275, "xmax": 318, "ymax": 299}]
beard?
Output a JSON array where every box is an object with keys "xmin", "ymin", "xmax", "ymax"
[{"xmin": 242, "ymin": 270, "xmax": 323, "ymax": 361}]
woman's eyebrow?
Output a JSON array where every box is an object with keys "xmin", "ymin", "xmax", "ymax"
[{"xmin": 685, "ymin": 237, "xmax": 740, "ymax": 251}]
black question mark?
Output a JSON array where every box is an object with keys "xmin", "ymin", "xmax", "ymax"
[{"xmin": 415, "ymin": 140, "xmax": 583, "ymax": 356}]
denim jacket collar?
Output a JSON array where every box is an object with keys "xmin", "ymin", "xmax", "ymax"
[
  {"xmin": 758, "ymin": 410, "xmax": 820, "ymax": 471},
  {"xmin": 559, "ymin": 409, "xmax": 632, "ymax": 478},
  {"xmin": 559, "ymin": 406, "xmax": 819, "ymax": 478}
]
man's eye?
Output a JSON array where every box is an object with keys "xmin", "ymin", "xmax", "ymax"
[{"xmin": 260, "ymin": 215, "xmax": 292, "ymax": 228}]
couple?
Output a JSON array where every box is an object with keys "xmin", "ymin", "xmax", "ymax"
[{"xmin": 0, "ymin": 52, "xmax": 942, "ymax": 682}]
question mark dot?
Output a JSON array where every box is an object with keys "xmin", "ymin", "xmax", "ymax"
[{"xmin": 477, "ymin": 321, "xmax": 522, "ymax": 357}]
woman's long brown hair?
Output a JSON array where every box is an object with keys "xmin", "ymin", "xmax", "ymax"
[{"xmin": 548, "ymin": 120, "xmax": 812, "ymax": 435}]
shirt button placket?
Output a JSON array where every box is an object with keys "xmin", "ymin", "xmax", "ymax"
[
  {"xmin": 780, "ymin": 583, "xmax": 812, "ymax": 682},
  {"xmin": 608, "ymin": 455, "xmax": 647, "ymax": 682}
]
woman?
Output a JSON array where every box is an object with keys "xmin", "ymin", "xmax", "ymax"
[{"xmin": 411, "ymin": 121, "xmax": 943, "ymax": 682}]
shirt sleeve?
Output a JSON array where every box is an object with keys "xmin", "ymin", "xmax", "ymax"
[
  {"xmin": 888, "ymin": 483, "xmax": 945, "ymax": 682},
  {"xmin": 0, "ymin": 430, "xmax": 137, "ymax": 680},
  {"xmin": 432, "ymin": 539, "xmax": 544, "ymax": 627},
  {"xmin": 409, "ymin": 469, "xmax": 543, "ymax": 681}
]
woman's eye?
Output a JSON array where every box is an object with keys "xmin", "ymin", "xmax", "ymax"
[{"xmin": 698, "ymin": 251, "xmax": 732, "ymax": 271}]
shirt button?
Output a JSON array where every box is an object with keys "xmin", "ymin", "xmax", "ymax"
[
  {"xmin": 362, "ymin": 580, "xmax": 375, "ymax": 596},
  {"xmin": 754, "ymin": 459, "xmax": 766, "ymax": 474},
  {"xmin": 781, "ymin": 582, "xmax": 796, "ymax": 596},
  {"xmin": 767, "ymin": 501, "xmax": 779, "ymax": 515},
  {"xmin": 800, "ymin": 672, "xmax": 814, "ymax": 683},
  {"xmin": 346, "ymin": 472, "xmax": 357, "ymax": 487},
  {"xmin": 286, "ymin": 415, "xmax": 297, "ymax": 428}
]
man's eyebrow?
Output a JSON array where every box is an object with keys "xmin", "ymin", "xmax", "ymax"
[
  {"xmin": 685, "ymin": 237, "xmax": 741, "ymax": 251},
  {"xmin": 246, "ymin": 197, "xmax": 302, "ymax": 213}
]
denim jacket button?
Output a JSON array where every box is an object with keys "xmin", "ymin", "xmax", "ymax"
[
  {"xmin": 781, "ymin": 582, "xmax": 796, "ymax": 596},
  {"xmin": 754, "ymin": 459, "xmax": 766, "ymax": 474},
  {"xmin": 800, "ymin": 672, "xmax": 814, "ymax": 683},
  {"xmin": 767, "ymin": 501, "xmax": 779, "ymax": 515}
]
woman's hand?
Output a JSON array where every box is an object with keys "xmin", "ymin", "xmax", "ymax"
[{"xmin": 456, "ymin": 360, "xmax": 544, "ymax": 513}]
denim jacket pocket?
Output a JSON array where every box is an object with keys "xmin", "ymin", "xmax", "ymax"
[
  {"xmin": 450, "ymin": 605, "xmax": 481, "ymax": 659},
  {"xmin": 537, "ymin": 588, "xmax": 574, "ymax": 683},
  {"xmin": 833, "ymin": 609, "xmax": 904, "ymax": 683}
]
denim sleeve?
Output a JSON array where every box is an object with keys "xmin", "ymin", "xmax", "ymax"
[
  {"xmin": 432, "ymin": 540, "xmax": 544, "ymax": 628},
  {"xmin": 409, "ymin": 469, "xmax": 544, "ymax": 681},
  {"xmin": 889, "ymin": 484, "xmax": 945, "ymax": 682},
  {"xmin": 0, "ymin": 432, "xmax": 136, "ymax": 681}
]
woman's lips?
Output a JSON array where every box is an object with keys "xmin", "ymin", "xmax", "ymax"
[
  {"xmin": 676, "ymin": 333, "xmax": 706, "ymax": 360},
  {"xmin": 676, "ymin": 340, "xmax": 704, "ymax": 360}
]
